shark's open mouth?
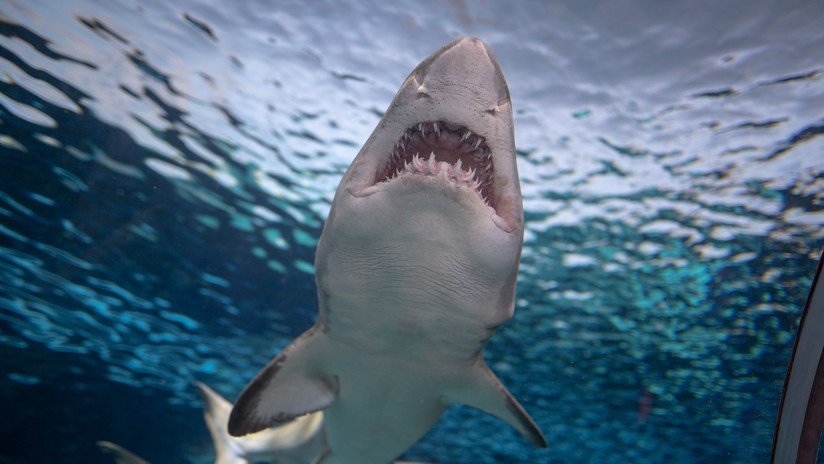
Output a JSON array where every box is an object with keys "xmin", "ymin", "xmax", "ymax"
[{"xmin": 377, "ymin": 122, "xmax": 494, "ymax": 206}]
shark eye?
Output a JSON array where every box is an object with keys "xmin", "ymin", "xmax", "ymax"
[{"xmin": 377, "ymin": 121, "xmax": 494, "ymax": 207}]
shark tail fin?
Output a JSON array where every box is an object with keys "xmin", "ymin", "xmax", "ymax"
[
  {"xmin": 96, "ymin": 441, "xmax": 151, "ymax": 464},
  {"xmin": 444, "ymin": 359, "xmax": 548, "ymax": 448},
  {"xmin": 229, "ymin": 325, "xmax": 337, "ymax": 437},
  {"xmin": 195, "ymin": 382, "xmax": 249, "ymax": 464}
]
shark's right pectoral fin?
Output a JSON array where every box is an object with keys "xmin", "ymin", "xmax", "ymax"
[
  {"xmin": 228, "ymin": 325, "xmax": 336, "ymax": 437},
  {"xmin": 444, "ymin": 359, "xmax": 548, "ymax": 448}
]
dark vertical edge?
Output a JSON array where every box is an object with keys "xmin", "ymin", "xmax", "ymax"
[
  {"xmin": 796, "ymin": 348, "xmax": 824, "ymax": 463},
  {"xmin": 771, "ymin": 249, "xmax": 824, "ymax": 463}
]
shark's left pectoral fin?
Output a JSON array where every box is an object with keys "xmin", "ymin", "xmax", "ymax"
[
  {"xmin": 444, "ymin": 360, "xmax": 548, "ymax": 448},
  {"xmin": 229, "ymin": 325, "xmax": 337, "ymax": 437}
]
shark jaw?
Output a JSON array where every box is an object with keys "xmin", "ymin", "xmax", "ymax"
[
  {"xmin": 381, "ymin": 122, "xmax": 492, "ymax": 203},
  {"xmin": 360, "ymin": 121, "xmax": 493, "ymax": 207}
]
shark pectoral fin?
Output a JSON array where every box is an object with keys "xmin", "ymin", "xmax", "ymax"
[
  {"xmin": 194, "ymin": 382, "xmax": 246, "ymax": 464},
  {"xmin": 228, "ymin": 325, "xmax": 337, "ymax": 437},
  {"xmin": 444, "ymin": 360, "xmax": 548, "ymax": 448}
]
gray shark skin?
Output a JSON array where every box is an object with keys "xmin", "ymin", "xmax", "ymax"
[{"xmin": 229, "ymin": 37, "xmax": 547, "ymax": 464}]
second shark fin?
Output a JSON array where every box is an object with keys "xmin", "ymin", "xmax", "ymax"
[
  {"xmin": 444, "ymin": 359, "xmax": 548, "ymax": 448},
  {"xmin": 195, "ymin": 382, "xmax": 246, "ymax": 464},
  {"xmin": 229, "ymin": 325, "xmax": 336, "ymax": 437}
]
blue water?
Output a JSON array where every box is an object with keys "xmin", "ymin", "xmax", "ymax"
[{"xmin": 1, "ymin": 1, "xmax": 823, "ymax": 463}]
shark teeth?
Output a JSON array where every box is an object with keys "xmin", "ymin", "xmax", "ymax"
[
  {"xmin": 427, "ymin": 151, "xmax": 437, "ymax": 173},
  {"xmin": 392, "ymin": 153, "xmax": 489, "ymax": 205},
  {"xmin": 380, "ymin": 121, "xmax": 494, "ymax": 206}
]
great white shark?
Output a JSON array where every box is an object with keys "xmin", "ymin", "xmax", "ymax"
[{"xmin": 228, "ymin": 37, "xmax": 547, "ymax": 463}]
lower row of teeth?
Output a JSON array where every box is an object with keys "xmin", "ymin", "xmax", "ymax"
[{"xmin": 394, "ymin": 152, "xmax": 488, "ymax": 204}]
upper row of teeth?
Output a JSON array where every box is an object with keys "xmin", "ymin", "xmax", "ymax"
[{"xmin": 396, "ymin": 123, "xmax": 487, "ymax": 153}]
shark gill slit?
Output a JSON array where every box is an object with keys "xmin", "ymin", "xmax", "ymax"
[{"xmin": 377, "ymin": 121, "xmax": 495, "ymax": 207}]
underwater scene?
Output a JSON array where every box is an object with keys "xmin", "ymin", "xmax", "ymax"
[{"xmin": 1, "ymin": 1, "xmax": 823, "ymax": 463}]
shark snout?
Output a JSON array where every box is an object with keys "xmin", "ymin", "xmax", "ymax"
[{"xmin": 416, "ymin": 36, "xmax": 510, "ymax": 108}]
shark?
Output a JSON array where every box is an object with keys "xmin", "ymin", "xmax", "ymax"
[
  {"xmin": 228, "ymin": 36, "xmax": 547, "ymax": 464},
  {"xmin": 98, "ymin": 382, "xmax": 432, "ymax": 464},
  {"xmin": 98, "ymin": 382, "xmax": 325, "ymax": 464}
]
